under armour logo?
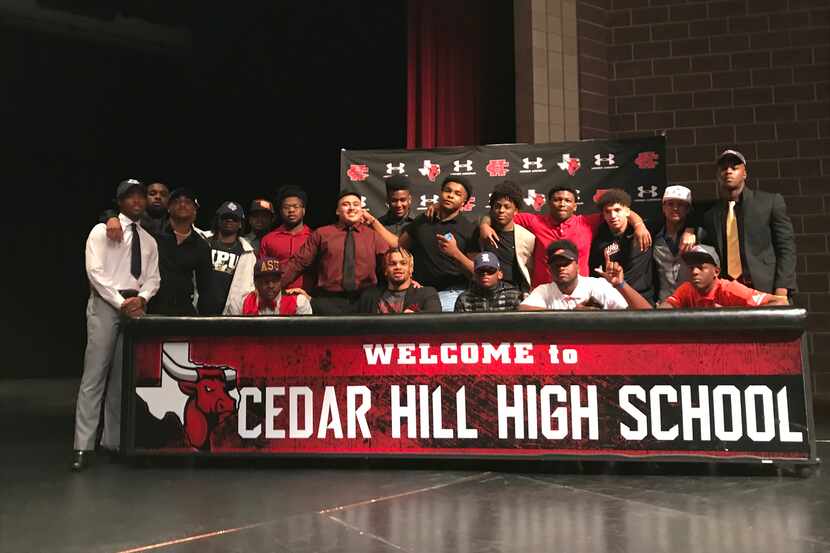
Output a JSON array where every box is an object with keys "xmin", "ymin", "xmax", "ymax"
[
  {"xmin": 557, "ymin": 154, "xmax": 581, "ymax": 176},
  {"xmin": 594, "ymin": 154, "xmax": 615, "ymax": 166},
  {"xmin": 418, "ymin": 194, "xmax": 439, "ymax": 208},
  {"xmin": 347, "ymin": 164, "xmax": 369, "ymax": 181},
  {"xmin": 418, "ymin": 160, "xmax": 441, "ymax": 182},
  {"xmin": 385, "ymin": 163, "xmax": 405, "ymax": 174},
  {"xmin": 522, "ymin": 157, "xmax": 543, "ymax": 170},
  {"xmin": 453, "ymin": 160, "xmax": 473, "ymax": 172},
  {"xmin": 637, "ymin": 185, "xmax": 659, "ymax": 198}
]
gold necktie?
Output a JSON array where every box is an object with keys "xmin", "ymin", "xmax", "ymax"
[{"xmin": 726, "ymin": 201, "xmax": 742, "ymax": 279}]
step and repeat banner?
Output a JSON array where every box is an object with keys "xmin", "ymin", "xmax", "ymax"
[
  {"xmin": 340, "ymin": 136, "xmax": 667, "ymax": 221},
  {"xmin": 123, "ymin": 312, "xmax": 815, "ymax": 463}
]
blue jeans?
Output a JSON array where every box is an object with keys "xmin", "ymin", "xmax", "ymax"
[{"xmin": 438, "ymin": 287, "xmax": 465, "ymax": 312}]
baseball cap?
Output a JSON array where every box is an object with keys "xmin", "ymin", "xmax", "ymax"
[
  {"xmin": 169, "ymin": 187, "xmax": 200, "ymax": 207},
  {"xmin": 386, "ymin": 174, "xmax": 412, "ymax": 194},
  {"xmin": 254, "ymin": 257, "xmax": 282, "ymax": 278},
  {"xmin": 216, "ymin": 201, "xmax": 244, "ymax": 219},
  {"xmin": 249, "ymin": 198, "xmax": 274, "ymax": 214},
  {"xmin": 717, "ymin": 149, "xmax": 747, "ymax": 166},
  {"xmin": 116, "ymin": 178, "xmax": 145, "ymax": 199},
  {"xmin": 546, "ymin": 239, "xmax": 579, "ymax": 263},
  {"xmin": 662, "ymin": 185, "xmax": 692, "ymax": 204},
  {"xmin": 441, "ymin": 175, "xmax": 474, "ymax": 201},
  {"xmin": 473, "ymin": 252, "xmax": 500, "ymax": 272},
  {"xmin": 682, "ymin": 244, "xmax": 720, "ymax": 268}
]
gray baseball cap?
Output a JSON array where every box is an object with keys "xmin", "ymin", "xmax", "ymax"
[{"xmin": 682, "ymin": 244, "xmax": 720, "ymax": 268}]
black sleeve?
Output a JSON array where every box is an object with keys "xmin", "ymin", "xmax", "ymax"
[
  {"xmin": 357, "ymin": 287, "xmax": 381, "ymax": 314},
  {"xmin": 98, "ymin": 208, "xmax": 118, "ymax": 225},
  {"xmin": 418, "ymin": 287, "xmax": 442, "ymax": 313},
  {"xmin": 467, "ymin": 228, "xmax": 482, "ymax": 254},
  {"xmin": 195, "ymin": 240, "xmax": 214, "ymax": 315}
]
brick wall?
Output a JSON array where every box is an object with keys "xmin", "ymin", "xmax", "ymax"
[{"xmin": 577, "ymin": 0, "xmax": 830, "ymax": 397}]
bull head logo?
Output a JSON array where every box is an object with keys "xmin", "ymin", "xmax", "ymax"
[{"xmin": 160, "ymin": 342, "xmax": 238, "ymax": 450}]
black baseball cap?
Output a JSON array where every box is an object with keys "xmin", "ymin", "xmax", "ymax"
[
  {"xmin": 249, "ymin": 198, "xmax": 274, "ymax": 214},
  {"xmin": 216, "ymin": 201, "xmax": 244, "ymax": 219},
  {"xmin": 338, "ymin": 188, "xmax": 362, "ymax": 202},
  {"xmin": 717, "ymin": 149, "xmax": 747, "ymax": 166},
  {"xmin": 169, "ymin": 187, "xmax": 200, "ymax": 207},
  {"xmin": 547, "ymin": 239, "xmax": 579, "ymax": 263},
  {"xmin": 116, "ymin": 178, "xmax": 145, "ymax": 200}
]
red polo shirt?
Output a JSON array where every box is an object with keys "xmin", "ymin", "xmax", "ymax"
[
  {"xmin": 513, "ymin": 212, "xmax": 602, "ymax": 287},
  {"xmin": 259, "ymin": 224, "xmax": 314, "ymax": 291}
]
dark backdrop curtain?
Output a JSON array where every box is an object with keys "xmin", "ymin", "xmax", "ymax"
[{"xmin": 407, "ymin": 0, "xmax": 515, "ymax": 148}]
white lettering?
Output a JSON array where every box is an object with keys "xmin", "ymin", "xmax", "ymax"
[
  {"xmin": 238, "ymin": 387, "xmax": 262, "ymax": 439},
  {"xmin": 618, "ymin": 385, "xmax": 647, "ymax": 440}
]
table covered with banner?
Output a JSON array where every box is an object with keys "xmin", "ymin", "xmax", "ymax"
[{"xmin": 123, "ymin": 309, "xmax": 818, "ymax": 466}]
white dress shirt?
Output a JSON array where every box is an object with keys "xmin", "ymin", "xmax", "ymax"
[
  {"xmin": 85, "ymin": 213, "xmax": 160, "ymax": 309},
  {"xmin": 521, "ymin": 276, "xmax": 628, "ymax": 310}
]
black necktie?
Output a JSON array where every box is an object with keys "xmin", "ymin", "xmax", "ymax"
[
  {"xmin": 130, "ymin": 223, "xmax": 142, "ymax": 279},
  {"xmin": 342, "ymin": 226, "xmax": 356, "ymax": 291}
]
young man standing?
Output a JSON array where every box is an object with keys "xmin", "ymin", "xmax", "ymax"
[
  {"xmin": 660, "ymin": 245, "xmax": 788, "ymax": 308},
  {"xmin": 454, "ymin": 253, "xmax": 523, "ymax": 312},
  {"xmin": 73, "ymin": 179, "xmax": 160, "ymax": 471},
  {"xmin": 357, "ymin": 247, "xmax": 441, "ymax": 314},
  {"xmin": 233, "ymin": 257, "xmax": 312, "ymax": 316},
  {"xmin": 589, "ymin": 189, "xmax": 656, "ymax": 305},
  {"xmin": 147, "ymin": 187, "xmax": 213, "ymax": 315},
  {"xmin": 653, "ymin": 185, "xmax": 694, "ymax": 302},
  {"xmin": 701, "ymin": 149, "xmax": 796, "ymax": 297},
  {"xmin": 519, "ymin": 239, "xmax": 651, "ymax": 311},
  {"xmin": 243, "ymin": 198, "xmax": 275, "ymax": 254},
  {"xmin": 259, "ymin": 186, "xmax": 314, "ymax": 293},
  {"xmin": 102, "ymin": 180, "xmax": 170, "ymax": 240},
  {"xmin": 469, "ymin": 180, "xmax": 534, "ymax": 294},
  {"xmin": 377, "ymin": 174, "xmax": 415, "ymax": 236},
  {"xmin": 480, "ymin": 186, "xmax": 656, "ymax": 288},
  {"xmin": 201, "ymin": 201, "xmax": 256, "ymax": 315},
  {"xmin": 367, "ymin": 175, "xmax": 476, "ymax": 311},
  {"xmin": 280, "ymin": 190, "xmax": 389, "ymax": 315}
]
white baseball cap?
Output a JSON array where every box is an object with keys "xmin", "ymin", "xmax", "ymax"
[{"xmin": 662, "ymin": 185, "xmax": 692, "ymax": 204}]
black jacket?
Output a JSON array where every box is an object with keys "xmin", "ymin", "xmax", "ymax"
[
  {"xmin": 700, "ymin": 187, "xmax": 797, "ymax": 293},
  {"xmin": 357, "ymin": 285, "xmax": 442, "ymax": 314}
]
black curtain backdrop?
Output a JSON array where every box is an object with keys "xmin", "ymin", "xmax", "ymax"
[{"xmin": 0, "ymin": 2, "xmax": 412, "ymax": 377}]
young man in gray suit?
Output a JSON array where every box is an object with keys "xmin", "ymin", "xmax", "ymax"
[{"xmin": 701, "ymin": 149, "xmax": 797, "ymax": 298}]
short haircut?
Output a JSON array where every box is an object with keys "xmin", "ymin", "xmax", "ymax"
[
  {"xmin": 489, "ymin": 180, "xmax": 523, "ymax": 210},
  {"xmin": 441, "ymin": 175, "xmax": 473, "ymax": 201},
  {"xmin": 276, "ymin": 185, "xmax": 307, "ymax": 208},
  {"xmin": 384, "ymin": 246, "xmax": 414, "ymax": 267},
  {"xmin": 596, "ymin": 188, "xmax": 632, "ymax": 209},
  {"xmin": 145, "ymin": 181, "xmax": 170, "ymax": 191},
  {"xmin": 547, "ymin": 186, "xmax": 578, "ymax": 200}
]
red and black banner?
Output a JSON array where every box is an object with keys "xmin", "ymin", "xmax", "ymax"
[
  {"xmin": 339, "ymin": 136, "xmax": 667, "ymax": 221},
  {"xmin": 124, "ymin": 310, "xmax": 816, "ymax": 463}
]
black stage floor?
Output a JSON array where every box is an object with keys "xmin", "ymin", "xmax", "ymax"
[{"xmin": 2, "ymin": 379, "xmax": 829, "ymax": 553}]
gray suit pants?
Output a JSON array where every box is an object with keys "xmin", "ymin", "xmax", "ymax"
[{"xmin": 73, "ymin": 295, "xmax": 124, "ymax": 451}]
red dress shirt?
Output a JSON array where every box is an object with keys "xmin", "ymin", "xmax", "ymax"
[
  {"xmin": 259, "ymin": 224, "xmax": 314, "ymax": 291},
  {"xmin": 513, "ymin": 212, "xmax": 602, "ymax": 286},
  {"xmin": 279, "ymin": 222, "xmax": 389, "ymax": 293}
]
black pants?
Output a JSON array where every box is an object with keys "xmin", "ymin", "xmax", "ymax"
[{"xmin": 311, "ymin": 291, "xmax": 362, "ymax": 315}]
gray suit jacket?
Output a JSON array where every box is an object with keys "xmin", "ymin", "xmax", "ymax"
[{"xmin": 701, "ymin": 187, "xmax": 797, "ymax": 293}]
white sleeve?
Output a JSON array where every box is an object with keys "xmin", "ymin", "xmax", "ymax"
[
  {"xmin": 224, "ymin": 251, "xmax": 256, "ymax": 315},
  {"xmin": 296, "ymin": 295, "xmax": 313, "ymax": 315},
  {"xmin": 138, "ymin": 234, "xmax": 160, "ymax": 303},
  {"xmin": 520, "ymin": 284, "xmax": 550, "ymax": 309},
  {"xmin": 85, "ymin": 225, "xmax": 125, "ymax": 310},
  {"xmin": 594, "ymin": 279, "xmax": 629, "ymax": 310}
]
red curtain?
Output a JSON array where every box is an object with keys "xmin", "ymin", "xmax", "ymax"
[{"xmin": 407, "ymin": 0, "xmax": 483, "ymax": 148}]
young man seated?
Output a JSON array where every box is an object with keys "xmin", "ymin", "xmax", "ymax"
[
  {"xmin": 519, "ymin": 239, "xmax": 652, "ymax": 311},
  {"xmin": 659, "ymin": 245, "xmax": 789, "ymax": 309},
  {"xmin": 234, "ymin": 257, "xmax": 312, "ymax": 316},
  {"xmin": 357, "ymin": 247, "xmax": 441, "ymax": 314},
  {"xmin": 454, "ymin": 253, "xmax": 523, "ymax": 312}
]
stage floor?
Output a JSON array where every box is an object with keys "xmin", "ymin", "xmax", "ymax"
[{"xmin": 2, "ymin": 379, "xmax": 829, "ymax": 553}]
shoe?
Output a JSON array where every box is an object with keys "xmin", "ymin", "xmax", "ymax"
[
  {"xmin": 98, "ymin": 445, "xmax": 121, "ymax": 463},
  {"xmin": 71, "ymin": 450, "xmax": 90, "ymax": 472}
]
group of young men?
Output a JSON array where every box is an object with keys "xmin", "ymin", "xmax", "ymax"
[{"xmin": 71, "ymin": 148, "xmax": 796, "ymax": 470}]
